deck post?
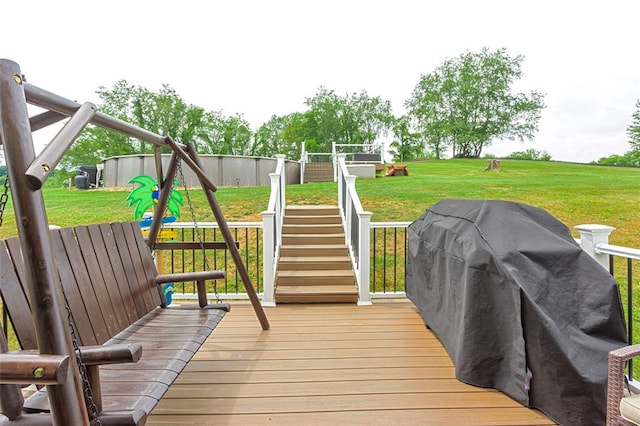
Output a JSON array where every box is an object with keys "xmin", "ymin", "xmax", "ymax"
[
  {"xmin": 575, "ymin": 224, "xmax": 615, "ymax": 269},
  {"xmin": 0, "ymin": 59, "xmax": 89, "ymax": 424},
  {"xmin": 357, "ymin": 210, "xmax": 373, "ymax": 306},
  {"xmin": 261, "ymin": 207, "xmax": 276, "ymax": 307}
]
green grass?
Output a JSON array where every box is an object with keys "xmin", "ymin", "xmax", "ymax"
[{"xmin": 1, "ymin": 159, "xmax": 639, "ymax": 247}]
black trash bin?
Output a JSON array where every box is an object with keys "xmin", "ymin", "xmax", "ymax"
[
  {"xmin": 75, "ymin": 173, "xmax": 89, "ymax": 189},
  {"xmin": 78, "ymin": 166, "xmax": 98, "ymax": 188}
]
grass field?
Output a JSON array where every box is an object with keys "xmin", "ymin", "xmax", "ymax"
[{"xmin": 2, "ymin": 158, "xmax": 638, "ymax": 247}]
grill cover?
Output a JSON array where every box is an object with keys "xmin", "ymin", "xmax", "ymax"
[{"xmin": 406, "ymin": 199, "xmax": 627, "ymax": 425}]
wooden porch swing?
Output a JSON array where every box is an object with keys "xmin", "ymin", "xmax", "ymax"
[{"xmin": 0, "ymin": 59, "xmax": 269, "ymax": 425}]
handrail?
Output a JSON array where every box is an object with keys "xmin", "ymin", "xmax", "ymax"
[
  {"xmin": 596, "ymin": 243, "xmax": 640, "ymax": 260},
  {"xmin": 336, "ymin": 154, "xmax": 373, "ymax": 305},
  {"xmin": 260, "ymin": 155, "xmax": 287, "ymax": 306}
]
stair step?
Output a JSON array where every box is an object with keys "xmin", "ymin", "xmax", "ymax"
[
  {"xmin": 284, "ymin": 215, "xmax": 342, "ymax": 225},
  {"xmin": 280, "ymin": 245, "xmax": 349, "ymax": 257},
  {"xmin": 275, "ymin": 284, "xmax": 358, "ymax": 304},
  {"xmin": 285, "ymin": 206, "xmax": 339, "ymax": 216},
  {"xmin": 276, "ymin": 269, "xmax": 355, "ymax": 286},
  {"xmin": 278, "ymin": 256, "xmax": 352, "ymax": 270},
  {"xmin": 282, "ymin": 234, "xmax": 345, "ymax": 245},
  {"xmin": 283, "ymin": 224, "xmax": 344, "ymax": 234}
]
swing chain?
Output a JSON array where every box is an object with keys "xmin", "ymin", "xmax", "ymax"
[
  {"xmin": 61, "ymin": 286, "xmax": 101, "ymax": 425},
  {"xmin": 176, "ymin": 158, "xmax": 221, "ymax": 303},
  {"xmin": 0, "ymin": 176, "xmax": 10, "ymax": 227}
]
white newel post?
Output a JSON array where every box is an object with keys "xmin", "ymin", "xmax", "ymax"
[
  {"xmin": 261, "ymin": 209, "xmax": 276, "ymax": 307},
  {"xmin": 358, "ymin": 211, "xmax": 373, "ymax": 306},
  {"xmin": 574, "ymin": 224, "xmax": 615, "ymax": 269}
]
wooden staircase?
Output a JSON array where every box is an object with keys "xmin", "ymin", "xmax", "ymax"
[
  {"xmin": 275, "ymin": 205, "xmax": 359, "ymax": 303},
  {"xmin": 303, "ymin": 162, "xmax": 334, "ymax": 183}
]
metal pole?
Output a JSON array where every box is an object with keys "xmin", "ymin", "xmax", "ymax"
[
  {"xmin": 0, "ymin": 59, "xmax": 89, "ymax": 424},
  {"xmin": 184, "ymin": 143, "xmax": 270, "ymax": 330}
]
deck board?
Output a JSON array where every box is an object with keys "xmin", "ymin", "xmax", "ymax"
[{"xmin": 146, "ymin": 299, "xmax": 555, "ymax": 425}]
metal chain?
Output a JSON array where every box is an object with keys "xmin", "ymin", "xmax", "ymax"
[
  {"xmin": 176, "ymin": 158, "xmax": 221, "ymax": 303},
  {"xmin": 60, "ymin": 286, "xmax": 101, "ymax": 425},
  {"xmin": 0, "ymin": 176, "xmax": 10, "ymax": 227}
]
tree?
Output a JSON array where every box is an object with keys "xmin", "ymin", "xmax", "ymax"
[
  {"xmin": 251, "ymin": 88, "xmax": 394, "ymax": 158},
  {"xmin": 219, "ymin": 114, "xmax": 253, "ymax": 156},
  {"xmin": 62, "ymin": 81, "xmax": 246, "ymax": 169},
  {"xmin": 253, "ymin": 114, "xmax": 303, "ymax": 158},
  {"xmin": 596, "ymin": 100, "xmax": 640, "ymax": 167},
  {"xmin": 388, "ymin": 116, "xmax": 423, "ymax": 162},
  {"xmin": 406, "ymin": 48, "xmax": 545, "ymax": 158},
  {"xmin": 507, "ymin": 148, "xmax": 552, "ymax": 161},
  {"xmin": 303, "ymin": 87, "xmax": 394, "ymax": 152},
  {"xmin": 594, "ymin": 152, "xmax": 639, "ymax": 166}
]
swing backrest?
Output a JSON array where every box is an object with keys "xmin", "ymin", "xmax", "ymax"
[{"xmin": 0, "ymin": 222, "xmax": 164, "ymax": 349}]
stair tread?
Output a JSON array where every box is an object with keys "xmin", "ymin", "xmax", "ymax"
[
  {"xmin": 284, "ymin": 223, "xmax": 341, "ymax": 226},
  {"xmin": 284, "ymin": 214, "xmax": 340, "ymax": 218},
  {"xmin": 281, "ymin": 244, "xmax": 347, "ymax": 249},
  {"xmin": 282, "ymin": 233, "xmax": 345, "ymax": 238},
  {"xmin": 278, "ymin": 269, "xmax": 354, "ymax": 277},
  {"xmin": 286, "ymin": 205, "xmax": 338, "ymax": 210},
  {"xmin": 283, "ymin": 224, "xmax": 342, "ymax": 226},
  {"xmin": 276, "ymin": 285, "xmax": 358, "ymax": 295},
  {"xmin": 279, "ymin": 256, "xmax": 351, "ymax": 262}
]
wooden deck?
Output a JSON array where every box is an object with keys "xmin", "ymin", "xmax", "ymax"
[{"xmin": 146, "ymin": 299, "xmax": 555, "ymax": 425}]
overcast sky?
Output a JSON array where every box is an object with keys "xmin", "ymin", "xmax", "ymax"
[{"xmin": 2, "ymin": 0, "xmax": 639, "ymax": 163}]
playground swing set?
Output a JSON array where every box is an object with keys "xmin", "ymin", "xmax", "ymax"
[{"xmin": 0, "ymin": 59, "xmax": 269, "ymax": 425}]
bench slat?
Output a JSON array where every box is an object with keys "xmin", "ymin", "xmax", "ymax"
[
  {"xmin": 74, "ymin": 225, "xmax": 125, "ymax": 339},
  {"xmin": 97, "ymin": 223, "xmax": 141, "ymax": 325},
  {"xmin": 0, "ymin": 242, "xmax": 37, "ymax": 350},
  {"xmin": 111, "ymin": 223, "xmax": 158, "ymax": 316},
  {"xmin": 52, "ymin": 228, "xmax": 104, "ymax": 345},
  {"xmin": 85, "ymin": 224, "xmax": 131, "ymax": 333}
]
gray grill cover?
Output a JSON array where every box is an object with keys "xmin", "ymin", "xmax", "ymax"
[{"xmin": 406, "ymin": 199, "xmax": 627, "ymax": 425}]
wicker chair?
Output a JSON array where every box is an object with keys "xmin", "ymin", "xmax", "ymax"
[{"xmin": 608, "ymin": 345, "xmax": 640, "ymax": 425}]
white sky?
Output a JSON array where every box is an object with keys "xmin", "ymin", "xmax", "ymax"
[{"xmin": 2, "ymin": 0, "xmax": 639, "ymax": 163}]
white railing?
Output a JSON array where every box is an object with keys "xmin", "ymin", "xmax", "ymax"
[
  {"xmin": 158, "ymin": 221, "xmax": 263, "ymax": 301},
  {"xmin": 370, "ymin": 221, "xmax": 412, "ymax": 297},
  {"xmin": 337, "ymin": 154, "xmax": 373, "ymax": 305},
  {"xmin": 260, "ymin": 155, "xmax": 287, "ymax": 306},
  {"xmin": 332, "ymin": 142, "xmax": 384, "ymax": 163},
  {"xmin": 333, "ymin": 142, "xmax": 384, "ymax": 181}
]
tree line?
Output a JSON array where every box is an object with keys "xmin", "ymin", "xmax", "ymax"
[
  {"xmin": 596, "ymin": 99, "xmax": 640, "ymax": 166},
  {"xmin": 56, "ymin": 48, "xmax": 640, "ymax": 170}
]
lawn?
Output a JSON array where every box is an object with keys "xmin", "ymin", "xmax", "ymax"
[{"xmin": 1, "ymin": 158, "xmax": 639, "ymax": 248}]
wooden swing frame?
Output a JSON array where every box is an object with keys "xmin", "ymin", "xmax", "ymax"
[{"xmin": 0, "ymin": 59, "xmax": 269, "ymax": 425}]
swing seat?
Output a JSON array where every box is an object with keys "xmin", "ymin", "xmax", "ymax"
[{"xmin": 0, "ymin": 222, "xmax": 230, "ymax": 425}]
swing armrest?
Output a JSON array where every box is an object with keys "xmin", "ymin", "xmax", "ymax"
[
  {"xmin": 155, "ymin": 270, "xmax": 226, "ymax": 308},
  {"xmin": 155, "ymin": 270, "xmax": 226, "ymax": 285},
  {"xmin": 79, "ymin": 343, "xmax": 143, "ymax": 366},
  {"xmin": 0, "ymin": 352, "xmax": 70, "ymax": 384}
]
